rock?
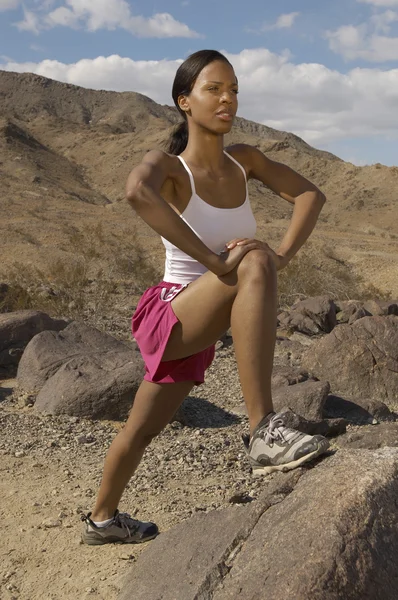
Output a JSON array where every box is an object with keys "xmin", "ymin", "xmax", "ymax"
[
  {"xmin": 336, "ymin": 422, "xmax": 398, "ymax": 449},
  {"xmin": 0, "ymin": 310, "xmax": 67, "ymax": 378},
  {"xmin": 363, "ymin": 300, "xmax": 385, "ymax": 317},
  {"xmin": 119, "ymin": 449, "xmax": 398, "ymax": 600},
  {"xmin": 302, "ymin": 315, "xmax": 398, "ymax": 405},
  {"xmin": 279, "ymin": 407, "xmax": 347, "ymax": 437},
  {"xmin": 336, "ymin": 300, "xmax": 368, "ymax": 324},
  {"xmin": 324, "ymin": 394, "xmax": 393, "ymax": 424},
  {"xmin": 17, "ymin": 321, "xmax": 145, "ymax": 420},
  {"xmin": 380, "ymin": 300, "xmax": 398, "ymax": 316},
  {"xmin": 288, "ymin": 332, "xmax": 315, "ymax": 347},
  {"xmin": 348, "ymin": 306, "xmax": 370, "ymax": 324},
  {"xmin": 41, "ymin": 518, "xmax": 62, "ymax": 528},
  {"xmin": 228, "ymin": 381, "xmax": 331, "ymax": 425},
  {"xmin": 271, "ymin": 366, "xmax": 313, "ymax": 389},
  {"xmin": 279, "ymin": 311, "xmax": 321, "ymax": 335},
  {"xmin": 281, "ymin": 296, "xmax": 337, "ymax": 335},
  {"xmin": 118, "ymin": 471, "xmax": 302, "ymax": 600},
  {"xmin": 213, "ymin": 448, "xmax": 398, "ymax": 600},
  {"xmin": 363, "ymin": 300, "xmax": 398, "ymax": 317},
  {"xmin": 272, "ymin": 380, "xmax": 330, "ymax": 421}
]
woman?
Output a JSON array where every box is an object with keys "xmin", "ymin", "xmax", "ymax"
[{"xmin": 81, "ymin": 49, "xmax": 329, "ymax": 545}]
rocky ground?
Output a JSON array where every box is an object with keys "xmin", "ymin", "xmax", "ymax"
[
  {"xmin": 0, "ymin": 338, "xmax": 298, "ymax": 600},
  {"xmin": 2, "ymin": 297, "xmax": 398, "ymax": 599}
]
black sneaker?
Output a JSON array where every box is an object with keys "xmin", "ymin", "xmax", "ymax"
[{"xmin": 81, "ymin": 509, "xmax": 159, "ymax": 545}]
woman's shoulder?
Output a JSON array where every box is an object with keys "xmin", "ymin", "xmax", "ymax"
[
  {"xmin": 224, "ymin": 143, "xmax": 259, "ymax": 179},
  {"xmin": 141, "ymin": 149, "xmax": 182, "ymax": 174},
  {"xmin": 139, "ymin": 149, "xmax": 187, "ymax": 203}
]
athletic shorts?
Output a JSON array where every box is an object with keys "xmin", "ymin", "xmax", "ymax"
[{"xmin": 131, "ymin": 281, "xmax": 215, "ymax": 385}]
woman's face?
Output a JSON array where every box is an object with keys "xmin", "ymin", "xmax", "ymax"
[{"xmin": 179, "ymin": 60, "xmax": 239, "ymax": 134}]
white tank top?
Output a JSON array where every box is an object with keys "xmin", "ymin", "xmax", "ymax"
[{"xmin": 161, "ymin": 150, "xmax": 257, "ymax": 284}]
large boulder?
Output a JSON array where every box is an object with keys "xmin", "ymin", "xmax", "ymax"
[
  {"xmin": 0, "ymin": 310, "xmax": 67, "ymax": 378},
  {"xmin": 336, "ymin": 422, "xmax": 398, "ymax": 449},
  {"xmin": 17, "ymin": 321, "xmax": 145, "ymax": 420},
  {"xmin": 302, "ymin": 315, "xmax": 398, "ymax": 405},
  {"xmin": 119, "ymin": 448, "xmax": 398, "ymax": 600}
]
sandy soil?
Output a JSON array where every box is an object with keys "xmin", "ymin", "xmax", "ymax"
[{"xmin": 1, "ymin": 341, "xmax": 307, "ymax": 600}]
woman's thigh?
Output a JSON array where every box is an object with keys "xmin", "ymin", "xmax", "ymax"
[{"xmin": 162, "ymin": 267, "xmax": 240, "ymax": 361}]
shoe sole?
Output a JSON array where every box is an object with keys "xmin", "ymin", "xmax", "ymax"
[
  {"xmin": 251, "ymin": 438, "xmax": 330, "ymax": 477},
  {"xmin": 81, "ymin": 531, "xmax": 159, "ymax": 546}
]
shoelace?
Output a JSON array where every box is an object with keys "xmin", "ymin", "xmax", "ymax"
[
  {"xmin": 114, "ymin": 512, "xmax": 140, "ymax": 537},
  {"xmin": 258, "ymin": 413, "xmax": 302, "ymax": 446}
]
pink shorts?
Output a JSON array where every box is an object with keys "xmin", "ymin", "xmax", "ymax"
[{"xmin": 132, "ymin": 281, "xmax": 215, "ymax": 385}]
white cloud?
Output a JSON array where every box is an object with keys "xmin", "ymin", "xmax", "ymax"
[
  {"xmin": 326, "ymin": 11, "xmax": 398, "ymax": 61},
  {"xmin": 0, "ymin": 0, "xmax": 20, "ymax": 11},
  {"xmin": 45, "ymin": 6, "xmax": 80, "ymax": 28},
  {"xmin": 247, "ymin": 11, "xmax": 300, "ymax": 34},
  {"xmin": 273, "ymin": 12, "xmax": 300, "ymax": 29},
  {"xmin": 1, "ymin": 48, "xmax": 398, "ymax": 149},
  {"xmin": 14, "ymin": 0, "xmax": 202, "ymax": 38},
  {"xmin": 370, "ymin": 9, "xmax": 398, "ymax": 32},
  {"xmin": 15, "ymin": 8, "xmax": 41, "ymax": 34},
  {"xmin": 358, "ymin": 0, "xmax": 398, "ymax": 6}
]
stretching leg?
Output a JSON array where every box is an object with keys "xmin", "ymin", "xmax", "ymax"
[
  {"xmin": 163, "ymin": 248, "xmax": 277, "ymax": 433},
  {"xmin": 90, "ymin": 380, "xmax": 193, "ymax": 521}
]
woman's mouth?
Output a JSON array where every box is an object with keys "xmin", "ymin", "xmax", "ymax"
[{"xmin": 216, "ymin": 112, "xmax": 233, "ymax": 122}]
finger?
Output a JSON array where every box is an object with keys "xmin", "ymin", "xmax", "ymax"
[
  {"xmin": 235, "ymin": 238, "xmax": 255, "ymax": 246},
  {"xmin": 226, "ymin": 238, "xmax": 248, "ymax": 249}
]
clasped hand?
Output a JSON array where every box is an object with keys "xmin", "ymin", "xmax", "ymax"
[{"xmin": 217, "ymin": 237, "xmax": 289, "ymax": 275}]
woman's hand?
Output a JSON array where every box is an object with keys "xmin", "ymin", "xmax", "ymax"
[{"xmin": 221, "ymin": 238, "xmax": 290, "ymax": 272}]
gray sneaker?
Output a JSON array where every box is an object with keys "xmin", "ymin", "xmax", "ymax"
[
  {"xmin": 81, "ymin": 510, "xmax": 158, "ymax": 545},
  {"xmin": 244, "ymin": 412, "xmax": 330, "ymax": 476}
]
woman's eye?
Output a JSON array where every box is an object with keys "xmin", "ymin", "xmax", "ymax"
[
  {"xmin": 208, "ymin": 87, "xmax": 218, "ymax": 91},
  {"xmin": 233, "ymin": 89, "xmax": 239, "ymax": 94}
]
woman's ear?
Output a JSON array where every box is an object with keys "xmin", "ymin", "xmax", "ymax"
[{"xmin": 178, "ymin": 94, "xmax": 190, "ymax": 114}]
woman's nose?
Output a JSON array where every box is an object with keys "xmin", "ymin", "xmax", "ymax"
[{"xmin": 220, "ymin": 91, "xmax": 234, "ymax": 103}]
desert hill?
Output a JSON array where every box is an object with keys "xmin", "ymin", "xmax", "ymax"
[{"xmin": 0, "ymin": 69, "xmax": 397, "ymax": 300}]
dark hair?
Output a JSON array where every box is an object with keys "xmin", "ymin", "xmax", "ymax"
[{"xmin": 166, "ymin": 49, "xmax": 234, "ymax": 155}]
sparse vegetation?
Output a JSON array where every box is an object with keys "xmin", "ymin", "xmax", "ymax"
[
  {"xmin": 1, "ymin": 223, "xmax": 161, "ymax": 323},
  {"xmin": 277, "ymin": 246, "xmax": 390, "ymax": 308}
]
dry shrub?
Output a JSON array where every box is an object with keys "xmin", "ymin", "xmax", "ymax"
[
  {"xmin": 63, "ymin": 222, "xmax": 160, "ymax": 287},
  {"xmin": 277, "ymin": 247, "xmax": 389, "ymax": 308},
  {"xmin": 0, "ymin": 282, "xmax": 34, "ymax": 312},
  {"xmin": 1, "ymin": 227, "xmax": 160, "ymax": 322}
]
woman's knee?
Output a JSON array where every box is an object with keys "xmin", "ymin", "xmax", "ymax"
[
  {"xmin": 123, "ymin": 423, "xmax": 163, "ymax": 449},
  {"xmin": 237, "ymin": 248, "xmax": 277, "ymax": 282}
]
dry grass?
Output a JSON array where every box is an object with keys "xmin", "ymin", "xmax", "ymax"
[
  {"xmin": 277, "ymin": 245, "xmax": 390, "ymax": 308},
  {"xmin": 0, "ymin": 224, "xmax": 160, "ymax": 322},
  {"xmin": 1, "ymin": 233, "xmax": 391, "ymax": 321}
]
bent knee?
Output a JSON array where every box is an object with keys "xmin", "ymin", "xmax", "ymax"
[{"xmin": 237, "ymin": 248, "xmax": 276, "ymax": 280}]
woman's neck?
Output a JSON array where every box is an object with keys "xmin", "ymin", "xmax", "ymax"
[{"xmin": 182, "ymin": 127, "xmax": 226, "ymax": 173}]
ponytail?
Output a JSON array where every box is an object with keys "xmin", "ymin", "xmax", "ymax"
[{"xmin": 166, "ymin": 120, "xmax": 188, "ymax": 155}]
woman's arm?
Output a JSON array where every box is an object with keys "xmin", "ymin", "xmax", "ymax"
[
  {"xmin": 231, "ymin": 145, "xmax": 326, "ymax": 265},
  {"xmin": 126, "ymin": 150, "xmax": 253, "ymax": 276}
]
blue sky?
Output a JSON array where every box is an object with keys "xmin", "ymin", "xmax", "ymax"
[{"xmin": 1, "ymin": 0, "xmax": 398, "ymax": 166}]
